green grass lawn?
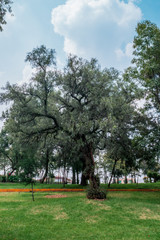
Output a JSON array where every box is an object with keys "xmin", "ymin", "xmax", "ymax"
[
  {"xmin": 0, "ymin": 191, "xmax": 160, "ymax": 240},
  {"xmin": 0, "ymin": 182, "xmax": 160, "ymax": 190},
  {"xmin": 0, "ymin": 182, "xmax": 86, "ymax": 189},
  {"xmin": 103, "ymin": 182, "xmax": 160, "ymax": 189}
]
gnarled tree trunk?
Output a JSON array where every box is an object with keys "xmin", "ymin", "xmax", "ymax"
[
  {"xmin": 82, "ymin": 140, "xmax": 99, "ymax": 189},
  {"xmin": 82, "ymin": 142, "xmax": 106, "ymax": 199}
]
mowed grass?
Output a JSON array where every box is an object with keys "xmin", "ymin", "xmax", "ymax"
[
  {"xmin": 0, "ymin": 182, "xmax": 86, "ymax": 189},
  {"xmin": 0, "ymin": 182, "xmax": 160, "ymax": 189},
  {"xmin": 0, "ymin": 191, "xmax": 160, "ymax": 240},
  {"xmin": 103, "ymin": 182, "xmax": 160, "ymax": 189}
]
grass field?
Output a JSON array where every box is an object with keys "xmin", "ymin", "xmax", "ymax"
[
  {"xmin": 0, "ymin": 191, "xmax": 160, "ymax": 240},
  {"xmin": 0, "ymin": 182, "xmax": 160, "ymax": 190}
]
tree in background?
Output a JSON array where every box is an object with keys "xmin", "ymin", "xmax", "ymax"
[
  {"xmin": 19, "ymin": 146, "xmax": 39, "ymax": 201},
  {"xmin": 0, "ymin": 129, "xmax": 10, "ymax": 176},
  {"xmin": 132, "ymin": 20, "xmax": 160, "ymax": 111},
  {"xmin": 104, "ymin": 75, "xmax": 141, "ymax": 187},
  {"xmin": 129, "ymin": 20, "xmax": 160, "ymax": 172},
  {"xmin": 0, "ymin": 0, "xmax": 13, "ymax": 31},
  {"xmin": 37, "ymin": 134, "xmax": 56, "ymax": 184},
  {"xmin": 0, "ymin": 128, "xmax": 23, "ymax": 177},
  {"xmin": 0, "ymin": 45, "xmax": 59, "ymax": 182}
]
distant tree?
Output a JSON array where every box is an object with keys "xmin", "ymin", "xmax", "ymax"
[
  {"xmin": 0, "ymin": 0, "xmax": 13, "ymax": 31},
  {"xmin": 132, "ymin": 20, "xmax": 160, "ymax": 111},
  {"xmin": 1, "ymin": 45, "xmax": 58, "ymax": 181},
  {"xmin": 130, "ymin": 20, "xmax": 160, "ymax": 167},
  {"xmin": 104, "ymin": 79, "xmax": 140, "ymax": 187},
  {"xmin": 37, "ymin": 134, "xmax": 55, "ymax": 184},
  {"xmin": 96, "ymin": 152, "xmax": 108, "ymax": 184},
  {"xmin": 0, "ymin": 129, "xmax": 10, "ymax": 175},
  {"xmin": 0, "ymin": 128, "xmax": 22, "ymax": 176},
  {"xmin": 53, "ymin": 136, "xmax": 83, "ymax": 185},
  {"xmin": 147, "ymin": 171, "xmax": 160, "ymax": 183},
  {"xmin": 19, "ymin": 146, "xmax": 38, "ymax": 201}
]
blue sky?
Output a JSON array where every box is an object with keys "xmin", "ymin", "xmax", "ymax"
[
  {"xmin": 0, "ymin": 0, "xmax": 160, "ymax": 87},
  {"xmin": 0, "ymin": 0, "xmax": 160, "ymax": 127}
]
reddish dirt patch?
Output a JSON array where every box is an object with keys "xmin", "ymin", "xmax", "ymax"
[
  {"xmin": 95, "ymin": 199, "xmax": 106, "ymax": 201},
  {"xmin": 45, "ymin": 195, "xmax": 68, "ymax": 198}
]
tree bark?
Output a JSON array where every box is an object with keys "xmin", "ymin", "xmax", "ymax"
[
  {"xmin": 80, "ymin": 157, "xmax": 88, "ymax": 186},
  {"xmin": 72, "ymin": 166, "xmax": 76, "ymax": 184},
  {"xmin": 63, "ymin": 165, "xmax": 66, "ymax": 188},
  {"xmin": 82, "ymin": 142, "xmax": 99, "ymax": 190},
  {"xmin": 108, "ymin": 159, "xmax": 117, "ymax": 188},
  {"xmin": 76, "ymin": 170, "xmax": 79, "ymax": 184},
  {"xmin": 134, "ymin": 172, "xmax": 136, "ymax": 183},
  {"xmin": 40, "ymin": 148, "xmax": 49, "ymax": 184},
  {"xmin": 125, "ymin": 175, "xmax": 128, "ymax": 184},
  {"xmin": 9, "ymin": 168, "xmax": 16, "ymax": 175},
  {"xmin": 104, "ymin": 168, "xmax": 107, "ymax": 184},
  {"xmin": 117, "ymin": 176, "xmax": 119, "ymax": 184},
  {"xmin": 8, "ymin": 168, "xmax": 16, "ymax": 182}
]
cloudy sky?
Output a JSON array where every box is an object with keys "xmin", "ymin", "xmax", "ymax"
[{"xmin": 0, "ymin": 0, "xmax": 160, "ymax": 127}]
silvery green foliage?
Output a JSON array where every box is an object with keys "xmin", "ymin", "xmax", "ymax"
[{"xmin": 0, "ymin": 0, "xmax": 12, "ymax": 31}]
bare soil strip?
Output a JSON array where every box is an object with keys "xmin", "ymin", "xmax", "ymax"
[{"xmin": 45, "ymin": 195, "xmax": 68, "ymax": 198}]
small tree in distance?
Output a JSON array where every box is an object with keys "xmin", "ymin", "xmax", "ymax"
[{"xmin": 19, "ymin": 148, "xmax": 38, "ymax": 201}]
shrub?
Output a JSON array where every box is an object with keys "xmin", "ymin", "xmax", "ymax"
[
  {"xmin": 0, "ymin": 175, "xmax": 6, "ymax": 182},
  {"xmin": 143, "ymin": 176, "xmax": 149, "ymax": 183},
  {"xmin": 87, "ymin": 187, "xmax": 107, "ymax": 199},
  {"xmin": 8, "ymin": 175, "xmax": 20, "ymax": 183},
  {"xmin": 147, "ymin": 171, "xmax": 160, "ymax": 183}
]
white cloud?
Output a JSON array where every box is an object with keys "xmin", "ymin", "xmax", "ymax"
[
  {"xmin": 5, "ymin": 12, "xmax": 16, "ymax": 23},
  {"xmin": 20, "ymin": 64, "xmax": 57, "ymax": 86},
  {"xmin": 51, "ymin": 0, "xmax": 142, "ymax": 70},
  {"xmin": 22, "ymin": 64, "xmax": 33, "ymax": 82},
  {"xmin": 0, "ymin": 72, "xmax": 5, "ymax": 89},
  {"xmin": 17, "ymin": 64, "xmax": 33, "ymax": 86},
  {"xmin": 57, "ymin": 57, "xmax": 65, "ymax": 70},
  {"xmin": 0, "ymin": 71, "xmax": 4, "ymax": 78},
  {"xmin": 125, "ymin": 42, "xmax": 133, "ymax": 57},
  {"xmin": 115, "ymin": 42, "xmax": 133, "ymax": 59}
]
